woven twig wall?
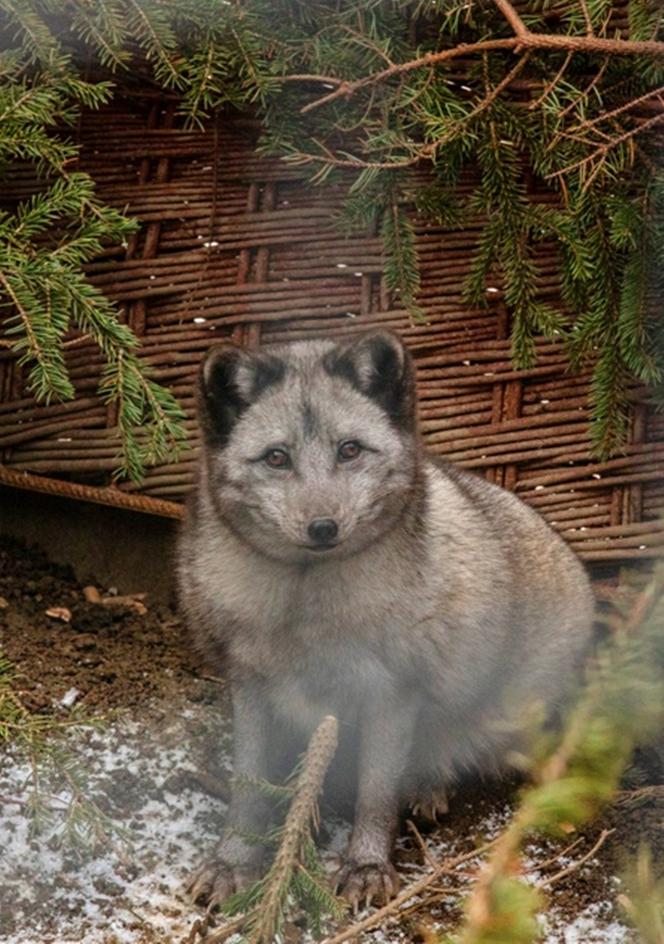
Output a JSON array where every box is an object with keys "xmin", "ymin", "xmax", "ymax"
[{"xmin": 0, "ymin": 94, "xmax": 662, "ymax": 564}]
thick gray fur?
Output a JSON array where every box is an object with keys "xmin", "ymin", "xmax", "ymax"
[{"xmin": 177, "ymin": 330, "xmax": 594, "ymax": 910}]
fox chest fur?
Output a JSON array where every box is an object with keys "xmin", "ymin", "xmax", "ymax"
[
  {"xmin": 182, "ymin": 505, "xmax": 420, "ymax": 724},
  {"xmin": 180, "ymin": 466, "xmax": 517, "ymax": 733},
  {"xmin": 178, "ymin": 329, "xmax": 593, "ymax": 766}
]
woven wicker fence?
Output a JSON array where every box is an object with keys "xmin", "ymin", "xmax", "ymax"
[{"xmin": 0, "ymin": 93, "xmax": 662, "ymax": 564}]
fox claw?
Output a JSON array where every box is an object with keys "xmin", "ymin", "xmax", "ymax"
[
  {"xmin": 334, "ymin": 860, "xmax": 399, "ymax": 912},
  {"xmin": 410, "ymin": 787, "xmax": 451, "ymax": 823},
  {"xmin": 187, "ymin": 859, "xmax": 258, "ymax": 910}
]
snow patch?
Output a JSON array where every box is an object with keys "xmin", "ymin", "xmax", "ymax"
[{"xmin": 0, "ymin": 701, "xmax": 231, "ymax": 943}]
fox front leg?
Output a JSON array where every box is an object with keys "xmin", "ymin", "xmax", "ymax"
[
  {"xmin": 335, "ymin": 694, "xmax": 417, "ymax": 911},
  {"xmin": 188, "ymin": 679, "xmax": 272, "ymax": 910}
]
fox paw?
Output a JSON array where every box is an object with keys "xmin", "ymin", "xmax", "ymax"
[
  {"xmin": 334, "ymin": 860, "xmax": 400, "ymax": 912},
  {"xmin": 187, "ymin": 859, "xmax": 258, "ymax": 911},
  {"xmin": 410, "ymin": 786, "xmax": 451, "ymax": 824}
]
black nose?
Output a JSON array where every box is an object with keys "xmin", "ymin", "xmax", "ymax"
[{"xmin": 307, "ymin": 518, "xmax": 338, "ymax": 544}]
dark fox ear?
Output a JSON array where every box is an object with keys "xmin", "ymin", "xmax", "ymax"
[
  {"xmin": 199, "ymin": 344, "xmax": 285, "ymax": 447},
  {"xmin": 324, "ymin": 330, "xmax": 417, "ymax": 431}
]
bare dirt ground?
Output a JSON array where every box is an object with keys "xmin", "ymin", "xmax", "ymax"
[{"xmin": 0, "ymin": 536, "xmax": 661, "ymax": 943}]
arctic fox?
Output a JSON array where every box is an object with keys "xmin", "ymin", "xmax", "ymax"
[{"xmin": 177, "ymin": 330, "xmax": 594, "ymax": 909}]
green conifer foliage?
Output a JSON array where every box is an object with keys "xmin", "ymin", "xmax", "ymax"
[{"xmin": 1, "ymin": 0, "xmax": 663, "ymax": 469}]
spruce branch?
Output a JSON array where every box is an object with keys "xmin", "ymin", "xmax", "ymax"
[
  {"xmin": 618, "ymin": 845, "xmax": 664, "ymax": 944},
  {"xmin": 549, "ymin": 107, "xmax": 664, "ymax": 182},
  {"xmin": 0, "ymin": 268, "xmax": 73, "ymax": 402},
  {"xmin": 124, "ymin": 0, "xmax": 181, "ymax": 87},
  {"xmin": 244, "ymin": 715, "xmax": 340, "ymax": 944},
  {"xmin": 567, "ymin": 82, "xmax": 664, "ymax": 135},
  {"xmin": 449, "ymin": 572, "xmax": 664, "ymax": 944},
  {"xmin": 204, "ymin": 716, "xmax": 342, "ymax": 944},
  {"xmin": 382, "ymin": 192, "xmax": 425, "ymax": 322},
  {"xmin": 0, "ymin": 649, "xmax": 127, "ymax": 854},
  {"xmin": 2, "ymin": 0, "xmax": 663, "ymax": 462},
  {"xmin": 296, "ymin": 33, "xmax": 664, "ymax": 115}
]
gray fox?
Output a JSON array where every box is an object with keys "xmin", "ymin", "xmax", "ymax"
[{"xmin": 177, "ymin": 330, "xmax": 594, "ymax": 909}]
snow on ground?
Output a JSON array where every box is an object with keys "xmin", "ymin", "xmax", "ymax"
[
  {"xmin": 0, "ymin": 699, "xmax": 231, "ymax": 944},
  {"xmin": 0, "ymin": 699, "xmax": 636, "ymax": 943},
  {"xmin": 542, "ymin": 902, "xmax": 634, "ymax": 943}
]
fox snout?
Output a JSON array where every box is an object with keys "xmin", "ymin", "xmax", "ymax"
[{"xmin": 307, "ymin": 518, "xmax": 339, "ymax": 546}]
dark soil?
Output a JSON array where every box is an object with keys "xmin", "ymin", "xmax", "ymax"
[
  {"xmin": 0, "ymin": 534, "xmax": 662, "ymax": 942},
  {"xmin": 394, "ymin": 777, "xmax": 664, "ymax": 938},
  {"xmin": 0, "ymin": 535, "xmax": 199, "ymax": 715}
]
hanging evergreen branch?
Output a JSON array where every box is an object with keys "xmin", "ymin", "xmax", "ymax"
[
  {"xmin": 0, "ymin": 2, "xmax": 188, "ymax": 480},
  {"xmin": 0, "ymin": 169, "xmax": 187, "ymax": 480},
  {"xmin": 381, "ymin": 188, "xmax": 426, "ymax": 322},
  {"xmin": 1, "ymin": 0, "xmax": 664, "ymax": 460}
]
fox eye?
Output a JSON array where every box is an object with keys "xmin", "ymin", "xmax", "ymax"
[
  {"xmin": 264, "ymin": 448, "xmax": 290, "ymax": 469},
  {"xmin": 337, "ymin": 440, "xmax": 362, "ymax": 462}
]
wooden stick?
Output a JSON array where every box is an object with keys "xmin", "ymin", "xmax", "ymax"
[
  {"xmin": 540, "ymin": 829, "xmax": 615, "ymax": 888},
  {"xmin": 298, "ymin": 34, "xmax": 664, "ymax": 115}
]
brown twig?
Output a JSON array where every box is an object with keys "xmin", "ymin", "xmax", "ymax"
[
  {"xmin": 285, "ymin": 146, "xmax": 423, "ymax": 171},
  {"xmin": 578, "ymin": 0, "xmax": 595, "ymax": 37},
  {"xmin": 406, "ymin": 818, "xmax": 438, "ymax": 870},
  {"xmin": 198, "ymin": 673, "xmax": 227, "ymax": 686},
  {"xmin": 569, "ymin": 84, "xmax": 664, "ymax": 135},
  {"xmin": 281, "ymin": 73, "xmax": 345, "ymax": 86},
  {"xmin": 0, "ymin": 794, "xmax": 28, "ymax": 807},
  {"xmin": 528, "ymin": 51, "xmax": 573, "ymax": 110},
  {"xmin": 186, "ymin": 914, "xmax": 245, "ymax": 944},
  {"xmin": 548, "ymin": 109, "xmax": 664, "ymax": 180},
  {"xmin": 579, "ymin": 151, "xmax": 609, "ymax": 194},
  {"xmin": 62, "ymin": 333, "xmax": 92, "ymax": 349},
  {"xmin": 295, "ymin": 41, "xmax": 500, "ymax": 115},
  {"xmin": 294, "ymin": 27, "xmax": 664, "ymax": 115},
  {"xmin": 540, "ymin": 829, "xmax": 615, "ymax": 887},
  {"xmin": 289, "ymin": 51, "xmax": 531, "ymax": 171},
  {"xmin": 535, "ymin": 836, "xmax": 584, "ymax": 871},
  {"xmin": 492, "ymin": 0, "xmax": 528, "ymax": 38},
  {"xmin": 616, "ymin": 784, "xmax": 664, "ymax": 806}
]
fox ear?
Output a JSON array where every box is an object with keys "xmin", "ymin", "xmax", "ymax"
[
  {"xmin": 325, "ymin": 331, "xmax": 416, "ymax": 430},
  {"xmin": 199, "ymin": 344, "xmax": 285, "ymax": 447}
]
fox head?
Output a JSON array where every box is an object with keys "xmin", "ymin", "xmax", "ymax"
[{"xmin": 198, "ymin": 331, "xmax": 421, "ymax": 562}]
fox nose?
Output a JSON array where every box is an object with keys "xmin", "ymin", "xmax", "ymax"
[{"xmin": 307, "ymin": 518, "xmax": 338, "ymax": 544}]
